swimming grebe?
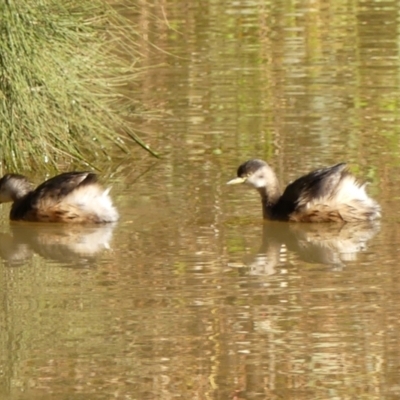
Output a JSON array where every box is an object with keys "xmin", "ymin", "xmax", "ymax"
[
  {"xmin": 227, "ymin": 159, "xmax": 380, "ymax": 222},
  {"xmin": 0, "ymin": 172, "xmax": 119, "ymax": 223}
]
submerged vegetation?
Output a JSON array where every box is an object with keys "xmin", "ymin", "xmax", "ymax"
[{"xmin": 0, "ymin": 0, "xmax": 155, "ymax": 171}]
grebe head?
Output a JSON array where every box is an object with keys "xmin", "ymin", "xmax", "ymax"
[
  {"xmin": 0, "ymin": 174, "xmax": 32, "ymax": 203},
  {"xmin": 227, "ymin": 159, "xmax": 277, "ymax": 189}
]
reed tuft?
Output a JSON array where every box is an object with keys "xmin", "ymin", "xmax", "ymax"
[{"xmin": 0, "ymin": 0, "xmax": 156, "ymax": 171}]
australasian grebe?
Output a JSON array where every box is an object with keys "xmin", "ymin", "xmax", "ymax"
[
  {"xmin": 227, "ymin": 159, "xmax": 381, "ymax": 222},
  {"xmin": 0, "ymin": 171, "xmax": 118, "ymax": 223}
]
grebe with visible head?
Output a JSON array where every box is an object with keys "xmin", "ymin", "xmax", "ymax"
[
  {"xmin": 0, "ymin": 172, "xmax": 119, "ymax": 223},
  {"xmin": 227, "ymin": 159, "xmax": 380, "ymax": 222}
]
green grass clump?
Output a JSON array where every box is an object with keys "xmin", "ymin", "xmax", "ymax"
[{"xmin": 0, "ymin": 0, "xmax": 155, "ymax": 171}]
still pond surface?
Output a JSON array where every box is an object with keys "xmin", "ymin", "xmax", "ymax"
[{"xmin": 1, "ymin": 1, "xmax": 400, "ymax": 399}]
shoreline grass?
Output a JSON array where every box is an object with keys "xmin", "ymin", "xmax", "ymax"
[{"xmin": 0, "ymin": 0, "xmax": 156, "ymax": 172}]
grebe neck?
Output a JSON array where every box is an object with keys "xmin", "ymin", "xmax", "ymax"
[{"xmin": 257, "ymin": 186, "xmax": 282, "ymax": 220}]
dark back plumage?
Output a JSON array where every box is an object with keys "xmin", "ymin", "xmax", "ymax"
[
  {"xmin": 281, "ymin": 163, "xmax": 347, "ymax": 203},
  {"xmin": 228, "ymin": 159, "xmax": 381, "ymax": 223},
  {"xmin": 0, "ymin": 172, "xmax": 118, "ymax": 223},
  {"xmin": 28, "ymin": 172, "xmax": 97, "ymax": 204}
]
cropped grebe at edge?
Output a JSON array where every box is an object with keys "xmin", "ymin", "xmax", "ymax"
[
  {"xmin": 0, "ymin": 171, "xmax": 119, "ymax": 223},
  {"xmin": 227, "ymin": 159, "xmax": 381, "ymax": 223}
]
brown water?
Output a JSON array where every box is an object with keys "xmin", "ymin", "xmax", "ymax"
[{"xmin": 1, "ymin": 1, "xmax": 400, "ymax": 399}]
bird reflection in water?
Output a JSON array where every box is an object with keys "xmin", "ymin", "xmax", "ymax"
[
  {"xmin": 234, "ymin": 220, "xmax": 380, "ymax": 275},
  {"xmin": 0, "ymin": 223, "xmax": 116, "ymax": 267}
]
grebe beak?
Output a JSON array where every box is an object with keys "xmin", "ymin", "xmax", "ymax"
[{"xmin": 227, "ymin": 177, "xmax": 247, "ymax": 185}]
